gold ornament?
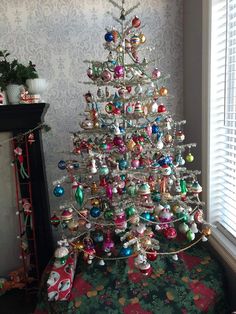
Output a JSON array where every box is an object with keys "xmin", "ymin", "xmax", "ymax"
[
  {"xmin": 139, "ymin": 33, "xmax": 146, "ymax": 44},
  {"xmin": 91, "ymin": 182, "xmax": 98, "ymax": 194},
  {"xmin": 159, "ymin": 87, "xmax": 168, "ymax": 96},
  {"xmin": 116, "ymin": 45, "xmax": 123, "ymax": 53},
  {"xmin": 165, "ymin": 133, "xmax": 173, "ymax": 143},
  {"xmin": 141, "ymin": 237, "xmax": 152, "ymax": 246},
  {"xmin": 127, "ymin": 139, "xmax": 136, "ymax": 151},
  {"xmin": 91, "ymin": 198, "xmax": 100, "ymax": 206},
  {"xmin": 68, "ymin": 220, "xmax": 79, "ymax": 232},
  {"xmin": 202, "ymin": 225, "xmax": 211, "ymax": 236},
  {"xmin": 73, "ymin": 241, "xmax": 84, "ymax": 250},
  {"xmin": 93, "ymin": 121, "xmax": 100, "ymax": 128},
  {"xmin": 129, "ymin": 215, "xmax": 140, "ymax": 224}
]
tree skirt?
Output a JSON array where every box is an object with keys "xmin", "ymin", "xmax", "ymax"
[{"xmin": 35, "ymin": 244, "xmax": 228, "ymax": 314}]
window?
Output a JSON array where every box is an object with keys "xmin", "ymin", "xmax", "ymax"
[{"xmin": 203, "ymin": 0, "xmax": 236, "ymax": 265}]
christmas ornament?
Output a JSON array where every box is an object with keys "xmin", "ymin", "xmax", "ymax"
[
  {"xmin": 130, "ymin": 34, "xmax": 141, "ymax": 46},
  {"xmin": 75, "ymin": 185, "xmax": 84, "ymax": 206},
  {"xmin": 132, "ymin": 16, "xmax": 141, "ymax": 28},
  {"xmin": 61, "ymin": 209, "xmax": 73, "ymax": 222},
  {"xmin": 53, "ymin": 185, "xmax": 64, "ymax": 197},
  {"xmin": 54, "ymin": 247, "xmax": 69, "ymax": 265},
  {"xmin": 104, "ymin": 32, "xmax": 113, "ymax": 42},
  {"xmin": 50, "ymin": 214, "xmax": 60, "ymax": 227},
  {"xmin": 146, "ymin": 249, "xmax": 158, "ymax": 261},
  {"xmin": 120, "ymin": 247, "xmax": 133, "ymax": 257},
  {"xmin": 114, "ymin": 65, "xmax": 125, "ymax": 78},
  {"xmin": 90, "ymin": 206, "xmax": 101, "ymax": 218},
  {"xmin": 186, "ymin": 152, "xmax": 194, "ymax": 162},
  {"xmin": 152, "ymin": 68, "xmax": 161, "ymax": 79}
]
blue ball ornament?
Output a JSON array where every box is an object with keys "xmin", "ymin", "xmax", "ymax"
[
  {"xmin": 58, "ymin": 160, "xmax": 66, "ymax": 170},
  {"xmin": 120, "ymin": 247, "xmax": 133, "ymax": 257},
  {"xmin": 152, "ymin": 124, "xmax": 159, "ymax": 134},
  {"xmin": 141, "ymin": 212, "xmax": 151, "ymax": 221},
  {"xmin": 151, "ymin": 191, "xmax": 161, "ymax": 202},
  {"xmin": 53, "ymin": 185, "xmax": 64, "ymax": 197},
  {"xmin": 119, "ymin": 159, "xmax": 128, "ymax": 170},
  {"xmin": 119, "ymin": 127, "xmax": 125, "ymax": 134},
  {"xmin": 104, "ymin": 32, "xmax": 113, "ymax": 42},
  {"xmin": 94, "ymin": 232, "xmax": 104, "ymax": 243},
  {"xmin": 90, "ymin": 206, "xmax": 101, "ymax": 218},
  {"xmin": 73, "ymin": 162, "xmax": 80, "ymax": 170}
]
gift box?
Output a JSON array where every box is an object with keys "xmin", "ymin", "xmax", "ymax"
[{"xmin": 47, "ymin": 251, "xmax": 77, "ymax": 301}]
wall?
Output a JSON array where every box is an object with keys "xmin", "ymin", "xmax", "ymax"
[
  {"xmin": 183, "ymin": 0, "xmax": 202, "ymax": 172},
  {"xmin": 0, "ymin": 0, "xmax": 184, "ymax": 210}
]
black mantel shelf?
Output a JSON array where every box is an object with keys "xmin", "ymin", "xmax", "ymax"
[
  {"xmin": 0, "ymin": 103, "xmax": 49, "ymax": 131},
  {"xmin": 0, "ymin": 103, "xmax": 53, "ymax": 276}
]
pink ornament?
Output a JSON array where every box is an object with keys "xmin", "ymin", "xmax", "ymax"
[
  {"xmin": 101, "ymin": 69, "xmax": 112, "ymax": 82},
  {"xmin": 114, "ymin": 65, "xmax": 125, "ymax": 78},
  {"xmin": 106, "ymin": 185, "xmax": 113, "ymax": 200},
  {"xmin": 152, "ymin": 68, "xmax": 161, "ymax": 79},
  {"xmin": 146, "ymin": 124, "xmax": 152, "ymax": 137},
  {"xmin": 118, "ymin": 145, "xmax": 127, "ymax": 153},
  {"xmin": 102, "ymin": 232, "xmax": 115, "ymax": 252},
  {"xmin": 113, "ymin": 136, "xmax": 123, "ymax": 146},
  {"xmin": 131, "ymin": 159, "xmax": 140, "ymax": 168}
]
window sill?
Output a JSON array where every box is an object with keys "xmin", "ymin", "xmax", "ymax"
[{"xmin": 209, "ymin": 228, "xmax": 236, "ymax": 272}]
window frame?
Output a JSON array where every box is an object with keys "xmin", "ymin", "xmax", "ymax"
[{"xmin": 202, "ymin": 0, "xmax": 236, "ymax": 271}]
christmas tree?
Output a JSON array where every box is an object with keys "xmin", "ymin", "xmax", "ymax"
[{"xmin": 50, "ymin": 0, "xmax": 211, "ymax": 275}]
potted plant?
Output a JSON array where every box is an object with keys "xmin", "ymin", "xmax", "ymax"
[{"xmin": 0, "ymin": 50, "xmax": 38, "ymax": 104}]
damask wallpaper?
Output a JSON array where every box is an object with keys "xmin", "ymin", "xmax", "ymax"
[{"xmin": 0, "ymin": 0, "xmax": 183, "ymax": 210}]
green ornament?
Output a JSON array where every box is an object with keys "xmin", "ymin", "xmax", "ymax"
[
  {"xmin": 75, "ymin": 185, "xmax": 84, "ymax": 207},
  {"xmin": 180, "ymin": 179, "xmax": 187, "ymax": 194},
  {"xmin": 125, "ymin": 205, "xmax": 136, "ymax": 217},
  {"xmin": 104, "ymin": 210, "xmax": 114, "ymax": 220},
  {"xmin": 177, "ymin": 211, "xmax": 189, "ymax": 223},
  {"xmin": 186, "ymin": 230, "xmax": 195, "ymax": 241},
  {"xmin": 127, "ymin": 185, "xmax": 137, "ymax": 197}
]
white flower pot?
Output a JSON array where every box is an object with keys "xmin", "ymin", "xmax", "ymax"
[
  {"xmin": 6, "ymin": 84, "xmax": 24, "ymax": 104},
  {"xmin": 26, "ymin": 78, "xmax": 47, "ymax": 95}
]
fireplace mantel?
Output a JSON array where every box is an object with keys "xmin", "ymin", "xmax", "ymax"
[{"xmin": 0, "ymin": 103, "xmax": 53, "ymax": 276}]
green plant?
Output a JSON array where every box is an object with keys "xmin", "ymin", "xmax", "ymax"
[{"xmin": 0, "ymin": 50, "xmax": 38, "ymax": 90}]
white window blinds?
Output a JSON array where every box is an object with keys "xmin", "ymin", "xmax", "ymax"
[{"xmin": 210, "ymin": 0, "xmax": 236, "ymax": 244}]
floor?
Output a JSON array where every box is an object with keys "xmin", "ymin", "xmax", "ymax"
[{"xmin": 0, "ymin": 289, "xmax": 37, "ymax": 314}]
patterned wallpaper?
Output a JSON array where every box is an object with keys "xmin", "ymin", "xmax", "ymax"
[{"xmin": 0, "ymin": 0, "xmax": 183, "ymax": 210}]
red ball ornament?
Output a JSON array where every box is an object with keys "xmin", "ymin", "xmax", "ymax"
[
  {"xmin": 158, "ymin": 104, "xmax": 166, "ymax": 113},
  {"xmin": 50, "ymin": 214, "xmax": 60, "ymax": 227},
  {"xmin": 132, "ymin": 16, "xmax": 141, "ymax": 28},
  {"xmin": 146, "ymin": 249, "xmax": 158, "ymax": 261},
  {"xmin": 163, "ymin": 227, "xmax": 177, "ymax": 239}
]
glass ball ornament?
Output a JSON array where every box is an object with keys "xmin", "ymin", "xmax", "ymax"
[
  {"xmin": 161, "ymin": 164, "xmax": 172, "ymax": 176},
  {"xmin": 177, "ymin": 211, "xmax": 189, "ymax": 223},
  {"xmin": 104, "ymin": 31, "xmax": 113, "ymax": 42},
  {"xmin": 99, "ymin": 165, "xmax": 109, "ymax": 176},
  {"xmin": 114, "ymin": 65, "xmax": 125, "ymax": 78},
  {"xmin": 176, "ymin": 130, "xmax": 185, "ymax": 142},
  {"xmin": 94, "ymin": 232, "xmax": 104, "ymax": 243},
  {"xmin": 53, "ymin": 185, "xmax": 64, "ymax": 197},
  {"xmin": 138, "ymin": 262, "xmax": 152, "ymax": 276},
  {"xmin": 58, "ymin": 160, "xmax": 66, "ymax": 170},
  {"xmin": 158, "ymin": 104, "xmax": 167, "ymax": 113},
  {"xmin": 186, "ymin": 152, "xmax": 194, "ymax": 162},
  {"xmin": 138, "ymin": 183, "xmax": 151, "ymax": 196},
  {"xmin": 163, "ymin": 227, "xmax": 177, "ymax": 239},
  {"xmin": 90, "ymin": 206, "xmax": 101, "ymax": 218},
  {"xmin": 120, "ymin": 247, "xmax": 133, "ymax": 257},
  {"xmin": 101, "ymin": 69, "xmax": 112, "ymax": 82},
  {"xmin": 179, "ymin": 222, "xmax": 190, "ymax": 234},
  {"xmin": 132, "ymin": 16, "xmax": 141, "ymax": 28},
  {"xmin": 146, "ymin": 249, "xmax": 158, "ymax": 261},
  {"xmin": 159, "ymin": 86, "xmax": 168, "ymax": 96},
  {"xmin": 119, "ymin": 159, "xmax": 128, "ymax": 170},
  {"xmin": 125, "ymin": 205, "xmax": 136, "ymax": 217},
  {"xmin": 186, "ymin": 229, "xmax": 195, "ymax": 241},
  {"xmin": 104, "ymin": 210, "xmax": 114, "ymax": 220},
  {"xmin": 50, "ymin": 214, "xmax": 60, "ymax": 227},
  {"xmin": 141, "ymin": 212, "xmax": 151, "ymax": 221},
  {"xmin": 152, "ymin": 68, "xmax": 161, "ymax": 79},
  {"xmin": 152, "ymin": 124, "xmax": 159, "ymax": 134}
]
